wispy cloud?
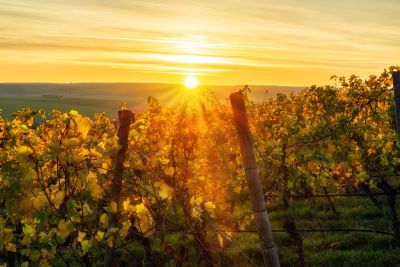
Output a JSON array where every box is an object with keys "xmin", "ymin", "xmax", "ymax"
[{"xmin": 0, "ymin": 0, "xmax": 399, "ymax": 84}]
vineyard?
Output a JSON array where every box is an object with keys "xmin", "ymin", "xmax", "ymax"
[{"xmin": 1, "ymin": 67, "xmax": 400, "ymax": 266}]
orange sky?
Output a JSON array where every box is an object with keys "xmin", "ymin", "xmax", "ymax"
[{"xmin": 0, "ymin": 0, "xmax": 399, "ymax": 85}]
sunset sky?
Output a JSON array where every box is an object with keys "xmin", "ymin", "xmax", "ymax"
[{"xmin": 0, "ymin": 0, "xmax": 399, "ymax": 85}]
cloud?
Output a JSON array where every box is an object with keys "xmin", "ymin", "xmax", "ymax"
[{"xmin": 0, "ymin": 0, "xmax": 399, "ymax": 84}]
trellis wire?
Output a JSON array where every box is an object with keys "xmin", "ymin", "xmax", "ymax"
[{"xmin": 155, "ymin": 228, "xmax": 398, "ymax": 238}]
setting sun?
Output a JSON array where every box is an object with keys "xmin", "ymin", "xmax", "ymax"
[{"xmin": 184, "ymin": 76, "xmax": 199, "ymax": 89}]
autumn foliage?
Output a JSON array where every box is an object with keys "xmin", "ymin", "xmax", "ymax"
[{"xmin": 0, "ymin": 67, "xmax": 399, "ymax": 266}]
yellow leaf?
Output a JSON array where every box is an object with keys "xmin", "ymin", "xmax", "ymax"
[
  {"xmin": 191, "ymin": 207, "xmax": 202, "ymax": 219},
  {"xmin": 64, "ymin": 138, "xmax": 80, "ymax": 148},
  {"xmin": 16, "ymin": 146, "xmax": 33, "ymax": 158},
  {"xmin": 190, "ymin": 196, "xmax": 203, "ymax": 206},
  {"xmin": 95, "ymin": 231, "xmax": 105, "ymax": 241},
  {"xmin": 327, "ymin": 144, "xmax": 336, "ymax": 153},
  {"xmin": 123, "ymin": 198, "xmax": 131, "ymax": 211},
  {"xmin": 82, "ymin": 202, "xmax": 92, "ymax": 216},
  {"xmin": 99, "ymin": 162, "xmax": 109, "ymax": 174},
  {"xmin": 119, "ymin": 220, "xmax": 131, "ymax": 239},
  {"xmin": 86, "ymin": 177, "xmax": 103, "ymax": 200},
  {"xmin": 155, "ymin": 181, "xmax": 173, "ymax": 200},
  {"xmin": 23, "ymin": 224, "xmax": 35, "ymax": 237},
  {"xmin": 77, "ymin": 231, "xmax": 86, "ymax": 243},
  {"xmin": 57, "ymin": 219, "xmax": 71, "ymax": 239},
  {"xmin": 163, "ymin": 167, "xmax": 175, "ymax": 177},
  {"xmin": 53, "ymin": 191, "xmax": 64, "ymax": 209},
  {"xmin": 368, "ymin": 148, "xmax": 374, "ymax": 156},
  {"xmin": 21, "ymin": 235, "xmax": 31, "ymax": 246},
  {"xmin": 75, "ymin": 115, "xmax": 91, "ymax": 139},
  {"xmin": 204, "ymin": 201, "xmax": 216, "ymax": 211},
  {"xmin": 287, "ymin": 153, "xmax": 296, "ymax": 163},
  {"xmin": 134, "ymin": 203, "xmax": 154, "ymax": 236},
  {"xmin": 204, "ymin": 201, "xmax": 216, "ymax": 218},
  {"xmin": 218, "ymin": 234, "xmax": 224, "ymax": 249},
  {"xmin": 100, "ymin": 213, "xmax": 109, "ymax": 228},
  {"xmin": 107, "ymin": 236, "xmax": 113, "ymax": 248},
  {"xmin": 110, "ymin": 201, "xmax": 118, "ymax": 213},
  {"xmin": 160, "ymin": 158, "xmax": 170, "ymax": 165},
  {"xmin": 81, "ymin": 239, "xmax": 91, "ymax": 255},
  {"xmin": 5, "ymin": 242, "xmax": 17, "ymax": 252}
]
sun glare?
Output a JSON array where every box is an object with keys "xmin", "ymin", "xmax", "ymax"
[{"xmin": 184, "ymin": 76, "xmax": 199, "ymax": 89}]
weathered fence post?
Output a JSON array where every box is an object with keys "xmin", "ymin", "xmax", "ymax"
[
  {"xmin": 393, "ymin": 71, "xmax": 400, "ymax": 140},
  {"xmin": 230, "ymin": 92, "xmax": 280, "ymax": 267},
  {"xmin": 104, "ymin": 109, "xmax": 134, "ymax": 267},
  {"xmin": 391, "ymin": 71, "xmax": 400, "ymax": 241}
]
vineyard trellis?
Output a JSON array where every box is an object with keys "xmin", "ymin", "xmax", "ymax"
[{"xmin": 0, "ymin": 68, "xmax": 400, "ymax": 266}]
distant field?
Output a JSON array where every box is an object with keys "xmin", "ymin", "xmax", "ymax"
[
  {"xmin": 0, "ymin": 83, "xmax": 304, "ymax": 119},
  {"xmin": 0, "ymin": 95, "xmax": 123, "ymax": 119}
]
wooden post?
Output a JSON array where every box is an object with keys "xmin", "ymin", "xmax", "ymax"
[
  {"xmin": 391, "ymin": 71, "xmax": 400, "ymax": 241},
  {"xmin": 230, "ymin": 92, "xmax": 280, "ymax": 267},
  {"xmin": 104, "ymin": 109, "xmax": 134, "ymax": 267},
  {"xmin": 393, "ymin": 71, "xmax": 400, "ymax": 140}
]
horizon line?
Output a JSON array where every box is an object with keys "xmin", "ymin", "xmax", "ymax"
[{"xmin": 0, "ymin": 82, "xmax": 307, "ymax": 88}]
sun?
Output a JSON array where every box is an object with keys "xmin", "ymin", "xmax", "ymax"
[{"xmin": 184, "ymin": 76, "xmax": 199, "ymax": 90}]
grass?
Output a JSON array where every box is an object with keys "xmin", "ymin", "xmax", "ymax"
[
  {"xmin": 129, "ymin": 196, "xmax": 399, "ymax": 266},
  {"xmin": 227, "ymin": 196, "xmax": 400, "ymax": 266}
]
